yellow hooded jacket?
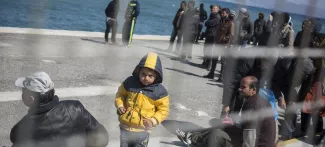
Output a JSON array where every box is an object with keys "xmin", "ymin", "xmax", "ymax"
[{"xmin": 115, "ymin": 52, "xmax": 169, "ymax": 132}]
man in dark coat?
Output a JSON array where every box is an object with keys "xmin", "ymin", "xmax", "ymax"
[
  {"xmin": 253, "ymin": 13, "xmax": 266, "ymax": 46},
  {"xmin": 201, "ymin": 5, "xmax": 221, "ymax": 68},
  {"xmin": 11, "ymin": 72, "xmax": 109, "ymax": 147},
  {"xmin": 105, "ymin": 0, "xmax": 120, "ymax": 44},
  {"xmin": 167, "ymin": 1, "xmax": 187, "ymax": 53}
]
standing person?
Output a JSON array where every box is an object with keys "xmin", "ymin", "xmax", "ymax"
[
  {"xmin": 294, "ymin": 19, "xmax": 316, "ymax": 49},
  {"xmin": 122, "ymin": 0, "xmax": 140, "ymax": 47},
  {"xmin": 236, "ymin": 8, "xmax": 253, "ymax": 48},
  {"xmin": 167, "ymin": 1, "xmax": 187, "ymax": 53},
  {"xmin": 195, "ymin": 3, "xmax": 208, "ymax": 43},
  {"xmin": 11, "ymin": 72, "xmax": 109, "ymax": 147},
  {"xmin": 105, "ymin": 0, "xmax": 120, "ymax": 44},
  {"xmin": 201, "ymin": 5, "xmax": 221, "ymax": 68},
  {"xmin": 258, "ymin": 12, "xmax": 276, "ymax": 47},
  {"xmin": 115, "ymin": 52, "xmax": 170, "ymax": 147},
  {"xmin": 179, "ymin": 0, "xmax": 199, "ymax": 61},
  {"xmin": 203, "ymin": 8, "xmax": 234, "ymax": 80},
  {"xmin": 253, "ymin": 13, "xmax": 266, "ymax": 46}
]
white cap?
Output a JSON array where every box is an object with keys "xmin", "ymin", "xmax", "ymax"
[
  {"xmin": 15, "ymin": 71, "xmax": 54, "ymax": 94},
  {"xmin": 240, "ymin": 8, "xmax": 247, "ymax": 13}
]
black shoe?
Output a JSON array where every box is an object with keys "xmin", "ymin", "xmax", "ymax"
[{"xmin": 203, "ymin": 74, "xmax": 214, "ymax": 79}]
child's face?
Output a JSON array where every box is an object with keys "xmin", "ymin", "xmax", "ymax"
[{"xmin": 139, "ymin": 68, "xmax": 157, "ymax": 86}]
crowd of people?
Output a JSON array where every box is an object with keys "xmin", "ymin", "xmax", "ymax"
[
  {"xmin": 7, "ymin": 0, "xmax": 325, "ymax": 147},
  {"xmin": 167, "ymin": 0, "xmax": 325, "ymax": 147}
]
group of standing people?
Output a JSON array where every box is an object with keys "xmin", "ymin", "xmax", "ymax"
[{"xmin": 169, "ymin": 1, "xmax": 325, "ymax": 147}]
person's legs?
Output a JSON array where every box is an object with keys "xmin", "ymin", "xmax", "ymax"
[
  {"xmin": 175, "ymin": 30, "xmax": 183, "ymax": 55},
  {"xmin": 280, "ymin": 106, "xmax": 297, "ymax": 139},
  {"xmin": 181, "ymin": 33, "xmax": 191, "ymax": 59},
  {"xmin": 187, "ymin": 34, "xmax": 196, "ymax": 59},
  {"xmin": 105, "ymin": 21, "xmax": 111, "ymax": 43},
  {"xmin": 168, "ymin": 27, "xmax": 178, "ymax": 51},
  {"xmin": 196, "ymin": 23, "xmax": 204, "ymax": 42},
  {"xmin": 120, "ymin": 128, "xmax": 131, "ymax": 147},
  {"xmin": 111, "ymin": 20, "xmax": 118, "ymax": 43},
  {"xmin": 134, "ymin": 132, "xmax": 150, "ymax": 147},
  {"xmin": 300, "ymin": 112, "xmax": 312, "ymax": 136},
  {"xmin": 203, "ymin": 37, "xmax": 214, "ymax": 66}
]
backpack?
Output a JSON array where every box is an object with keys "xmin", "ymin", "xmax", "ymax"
[{"xmin": 258, "ymin": 88, "xmax": 278, "ymax": 120}]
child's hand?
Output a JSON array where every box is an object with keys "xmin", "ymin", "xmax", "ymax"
[
  {"xmin": 143, "ymin": 118, "xmax": 153, "ymax": 129},
  {"xmin": 118, "ymin": 107, "xmax": 126, "ymax": 115}
]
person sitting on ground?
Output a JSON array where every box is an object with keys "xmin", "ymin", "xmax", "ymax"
[
  {"xmin": 11, "ymin": 71, "xmax": 109, "ymax": 147},
  {"xmin": 115, "ymin": 52, "xmax": 170, "ymax": 147},
  {"xmin": 176, "ymin": 76, "xmax": 276, "ymax": 147}
]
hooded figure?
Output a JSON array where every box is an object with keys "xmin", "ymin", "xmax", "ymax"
[
  {"xmin": 253, "ymin": 12, "xmax": 266, "ymax": 45},
  {"xmin": 235, "ymin": 8, "xmax": 253, "ymax": 46},
  {"xmin": 115, "ymin": 52, "xmax": 169, "ymax": 133}
]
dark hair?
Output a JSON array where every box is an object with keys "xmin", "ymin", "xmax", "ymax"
[
  {"xmin": 210, "ymin": 5, "xmax": 213, "ymax": 9},
  {"xmin": 217, "ymin": 5, "xmax": 222, "ymax": 9},
  {"xmin": 37, "ymin": 89, "xmax": 55, "ymax": 105},
  {"xmin": 181, "ymin": 1, "xmax": 187, "ymax": 5},
  {"xmin": 248, "ymin": 76, "xmax": 259, "ymax": 93},
  {"xmin": 221, "ymin": 8, "xmax": 230, "ymax": 14},
  {"xmin": 200, "ymin": 3, "xmax": 204, "ymax": 8},
  {"xmin": 258, "ymin": 12, "xmax": 264, "ymax": 19}
]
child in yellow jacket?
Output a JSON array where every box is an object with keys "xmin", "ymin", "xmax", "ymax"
[{"xmin": 115, "ymin": 52, "xmax": 170, "ymax": 147}]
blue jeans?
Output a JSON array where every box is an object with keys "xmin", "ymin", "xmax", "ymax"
[{"xmin": 120, "ymin": 128, "xmax": 150, "ymax": 147}]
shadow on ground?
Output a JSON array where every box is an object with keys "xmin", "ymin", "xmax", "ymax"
[
  {"xmin": 160, "ymin": 141, "xmax": 184, "ymax": 146},
  {"xmin": 81, "ymin": 38, "xmax": 106, "ymax": 44},
  {"xmin": 165, "ymin": 68, "xmax": 202, "ymax": 78}
]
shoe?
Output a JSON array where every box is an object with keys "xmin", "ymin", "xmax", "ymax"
[
  {"xmin": 176, "ymin": 129, "xmax": 191, "ymax": 147},
  {"xmin": 203, "ymin": 74, "xmax": 214, "ymax": 79}
]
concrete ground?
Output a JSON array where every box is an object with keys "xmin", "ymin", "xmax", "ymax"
[{"xmin": 0, "ymin": 31, "xmax": 317, "ymax": 147}]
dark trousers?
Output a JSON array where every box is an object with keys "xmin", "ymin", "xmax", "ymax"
[
  {"xmin": 208, "ymin": 56, "xmax": 224, "ymax": 78},
  {"xmin": 196, "ymin": 22, "xmax": 204, "ymax": 42},
  {"xmin": 122, "ymin": 19, "xmax": 136, "ymax": 46},
  {"xmin": 301, "ymin": 112, "xmax": 323, "ymax": 136},
  {"xmin": 120, "ymin": 128, "xmax": 150, "ymax": 147},
  {"xmin": 105, "ymin": 19, "xmax": 118, "ymax": 43},
  {"xmin": 203, "ymin": 36, "xmax": 215, "ymax": 65},
  {"xmin": 180, "ymin": 33, "xmax": 196, "ymax": 59},
  {"xmin": 168, "ymin": 27, "xmax": 182, "ymax": 52}
]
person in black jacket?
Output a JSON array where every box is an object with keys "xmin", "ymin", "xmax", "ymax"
[
  {"xmin": 105, "ymin": 0, "xmax": 120, "ymax": 44},
  {"xmin": 195, "ymin": 3, "xmax": 208, "ymax": 43},
  {"xmin": 11, "ymin": 72, "xmax": 109, "ymax": 147},
  {"xmin": 122, "ymin": 0, "xmax": 140, "ymax": 47},
  {"xmin": 253, "ymin": 13, "xmax": 266, "ymax": 46},
  {"xmin": 167, "ymin": 1, "xmax": 187, "ymax": 53},
  {"xmin": 201, "ymin": 5, "xmax": 221, "ymax": 68},
  {"xmin": 235, "ymin": 8, "xmax": 253, "ymax": 47},
  {"xmin": 294, "ymin": 19, "xmax": 316, "ymax": 49}
]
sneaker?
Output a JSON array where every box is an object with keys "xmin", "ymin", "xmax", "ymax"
[{"xmin": 176, "ymin": 129, "xmax": 191, "ymax": 147}]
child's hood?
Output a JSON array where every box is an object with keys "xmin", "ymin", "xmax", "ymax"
[{"xmin": 132, "ymin": 52, "xmax": 163, "ymax": 83}]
